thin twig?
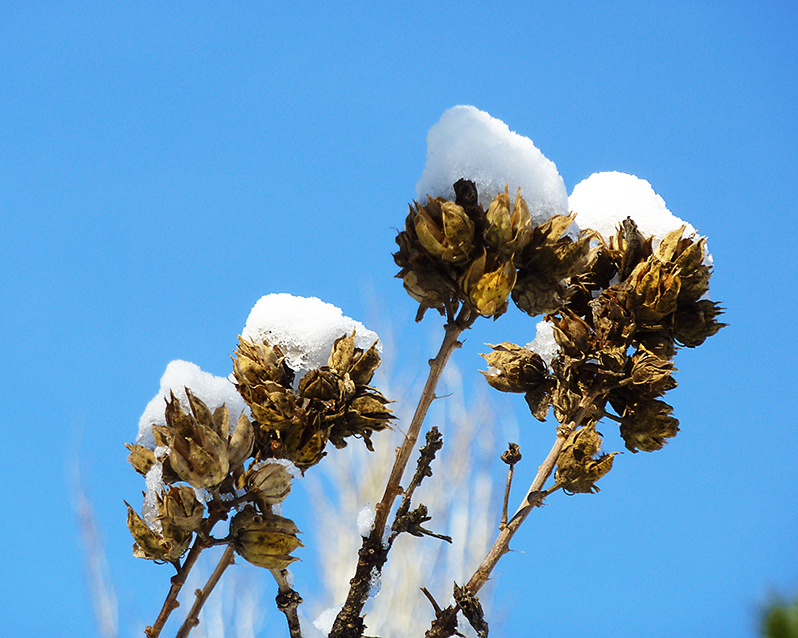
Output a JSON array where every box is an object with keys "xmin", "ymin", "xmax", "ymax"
[
  {"xmin": 393, "ymin": 427, "xmax": 444, "ymax": 526},
  {"xmin": 499, "ymin": 443, "xmax": 521, "ymax": 529},
  {"xmin": 145, "ymin": 540, "xmax": 205, "ymax": 638},
  {"xmin": 271, "ymin": 568, "xmax": 304, "ymax": 638},
  {"xmin": 465, "ymin": 391, "xmax": 599, "ymax": 594},
  {"xmin": 329, "ymin": 308, "xmax": 475, "ymax": 638},
  {"xmin": 145, "ymin": 500, "xmax": 232, "ymax": 638},
  {"xmin": 500, "ymin": 464, "xmax": 514, "ymax": 529},
  {"xmin": 175, "ymin": 545, "xmax": 236, "ymax": 638},
  {"xmin": 389, "ymin": 427, "xmax": 447, "ymax": 544}
]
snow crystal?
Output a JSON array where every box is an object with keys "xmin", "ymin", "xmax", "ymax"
[
  {"xmin": 249, "ymin": 457, "xmax": 302, "ymax": 480},
  {"xmin": 526, "ymin": 320, "xmax": 560, "ymax": 369},
  {"xmin": 313, "ymin": 605, "xmax": 343, "ymax": 637},
  {"xmin": 142, "ymin": 462, "xmax": 165, "ymax": 530},
  {"xmin": 415, "ymin": 105, "xmax": 569, "ymax": 224},
  {"xmin": 136, "ymin": 360, "xmax": 246, "ymax": 449},
  {"xmin": 241, "ymin": 294, "xmax": 381, "ymax": 373},
  {"xmin": 368, "ymin": 566, "xmax": 381, "ymax": 598},
  {"xmin": 356, "ymin": 504, "xmax": 376, "ymax": 537},
  {"xmin": 569, "ymin": 172, "xmax": 699, "ymax": 249}
]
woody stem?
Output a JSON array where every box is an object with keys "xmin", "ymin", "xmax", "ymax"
[{"xmin": 329, "ymin": 307, "xmax": 475, "ymax": 638}]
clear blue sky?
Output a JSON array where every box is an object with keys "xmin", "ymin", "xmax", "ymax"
[{"xmin": 1, "ymin": 2, "xmax": 796, "ymax": 637}]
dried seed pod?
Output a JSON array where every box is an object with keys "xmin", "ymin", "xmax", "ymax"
[
  {"xmin": 125, "ymin": 443, "xmax": 156, "ymax": 477},
  {"xmin": 349, "ymin": 341, "xmax": 381, "ymax": 386},
  {"xmin": 512, "ymin": 213, "xmax": 590, "ymax": 317},
  {"xmin": 394, "ymin": 213, "xmax": 460, "ymax": 321},
  {"xmin": 227, "ymin": 411, "xmax": 255, "ymax": 469},
  {"xmin": 298, "ymin": 368, "xmax": 340, "ymax": 401},
  {"xmin": 619, "ymin": 400, "xmax": 680, "ymax": 453},
  {"xmin": 233, "ymin": 337, "xmax": 297, "ymax": 430},
  {"xmin": 672, "ymin": 300, "xmax": 726, "ymax": 347},
  {"xmin": 246, "ymin": 462, "xmax": 293, "ymax": 506},
  {"xmin": 484, "ymin": 187, "xmax": 513, "ymax": 249},
  {"xmin": 631, "ymin": 259, "xmax": 681, "ymax": 322},
  {"xmin": 589, "ymin": 284, "xmax": 637, "ymax": 347},
  {"xmin": 231, "ymin": 505, "xmax": 303, "ymax": 569},
  {"xmin": 126, "ymin": 501, "xmax": 192, "ymax": 562},
  {"xmin": 484, "ymin": 185, "xmax": 533, "ymax": 255},
  {"xmin": 501, "ymin": 443, "xmax": 522, "ymax": 465},
  {"xmin": 555, "ymin": 424, "xmax": 617, "ymax": 494},
  {"xmin": 550, "ymin": 310, "xmax": 595, "ymax": 358},
  {"xmin": 461, "ymin": 251, "xmax": 516, "ymax": 317},
  {"xmin": 654, "ymin": 224, "xmax": 687, "ymax": 263},
  {"xmin": 398, "ymin": 265, "xmax": 458, "ymax": 322},
  {"xmin": 163, "ymin": 425, "xmax": 229, "ymax": 490},
  {"xmin": 281, "ymin": 415, "xmax": 330, "ymax": 471},
  {"xmin": 153, "ymin": 391, "xmax": 231, "ymax": 489},
  {"xmin": 481, "ymin": 343, "xmax": 549, "ymax": 394},
  {"xmin": 629, "ymin": 347, "xmax": 677, "ymax": 394},
  {"xmin": 159, "ymin": 485, "xmax": 204, "ymax": 534},
  {"xmin": 233, "ymin": 337, "xmax": 295, "ymax": 389},
  {"xmin": 413, "ymin": 198, "xmax": 475, "ymax": 263}
]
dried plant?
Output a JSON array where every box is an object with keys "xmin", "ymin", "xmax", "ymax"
[{"xmin": 123, "ymin": 177, "xmax": 724, "ymax": 638}]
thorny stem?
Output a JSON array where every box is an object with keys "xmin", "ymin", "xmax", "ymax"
[
  {"xmin": 271, "ymin": 568, "xmax": 304, "ymax": 638},
  {"xmin": 389, "ymin": 427, "xmax": 447, "ymax": 545},
  {"xmin": 329, "ymin": 308, "xmax": 475, "ymax": 638},
  {"xmin": 465, "ymin": 390, "xmax": 600, "ymax": 594},
  {"xmin": 175, "ymin": 545, "xmax": 236, "ymax": 638}
]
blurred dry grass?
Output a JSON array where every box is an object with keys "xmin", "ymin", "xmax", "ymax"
[{"xmin": 73, "ymin": 463, "xmax": 119, "ymax": 638}]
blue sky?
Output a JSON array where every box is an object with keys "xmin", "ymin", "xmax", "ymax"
[{"xmin": 1, "ymin": 2, "xmax": 796, "ymax": 637}]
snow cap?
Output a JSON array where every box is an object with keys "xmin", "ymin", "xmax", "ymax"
[
  {"xmin": 242, "ymin": 293, "xmax": 380, "ymax": 373},
  {"xmin": 569, "ymin": 171, "xmax": 698, "ymax": 246},
  {"xmin": 416, "ymin": 105, "xmax": 569, "ymax": 224},
  {"xmin": 136, "ymin": 360, "xmax": 246, "ymax": 448}
]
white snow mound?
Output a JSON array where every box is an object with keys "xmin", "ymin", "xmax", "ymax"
[
  {"xmin": 569, "ymin": 171, "xmax": 698, "ymax": 247},
  {"xmin": 136, "ymin": 360, "xmax": 246, "ymax": 448},
  {"xmin": 526, "ymin": 320, "xmax": 560, "ymax": 369},
  {"xmin": 416, "ymin": 105, "xmax": 569, "ymax": 224},
  {"xmin": 242, "ymin": 293, "xmax": 380, "ymax": 373}
]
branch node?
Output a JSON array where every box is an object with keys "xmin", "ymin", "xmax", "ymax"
[{"xmin": 453, "ymin": 583, "xmax": 489, "ymax": 638}]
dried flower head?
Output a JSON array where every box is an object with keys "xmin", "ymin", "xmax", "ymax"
[
  {"xmin": 232, "ymin": 333, "xmax": 393, "ymax": 471},
  {"xmin": 555, "ymin": 424, "xmax": 617, "ymax": 494},
  {"xmin": 231, "ymin": 505, "xmax": 303, "ymax": 570},
  {"xmin": 151, "ymin": 391, "xmax": 231, "ymax": 489},
  {"xmin": 125, "ymin": 487, "xmax": 203, "ymax": 563},
  {"xmin": 395, "ymin": 180, "xmax": 590, "ymax": 321},
  {"xmin": 246, "ymin": 462, "xmax": 293, "ymax": 507},
  {"xmin": 619, "ymin": 399, "xmax": 680, "ymax": 453}
]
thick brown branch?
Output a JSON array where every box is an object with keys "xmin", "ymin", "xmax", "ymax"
[
  {"xmin": 329, "ymin": 310, "xmax": 474, "ymax": 638},
  {"xmin": 175, "ymin": 545, "xmax": 236, "ymax": 638}
]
